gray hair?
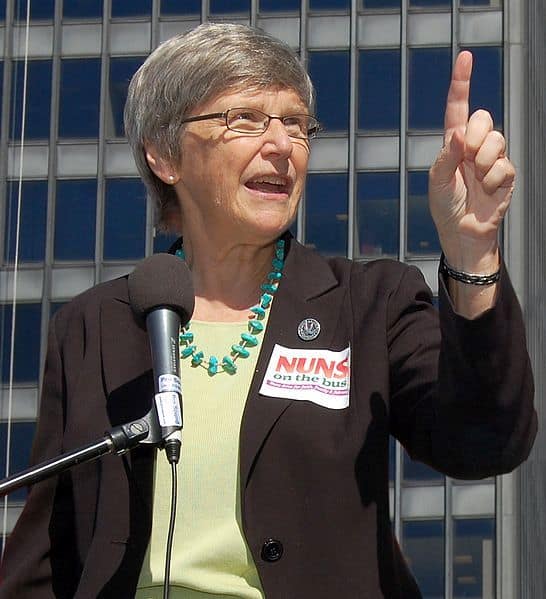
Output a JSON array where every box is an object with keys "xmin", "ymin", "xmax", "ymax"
[{"xmin": 124, "ymin": 22, "xmax": 315, "ymax": 230}]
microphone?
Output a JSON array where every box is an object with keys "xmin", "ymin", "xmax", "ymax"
[{"xmin": 128, "ymin": 253, "xmax": 194, "ymax": 463}]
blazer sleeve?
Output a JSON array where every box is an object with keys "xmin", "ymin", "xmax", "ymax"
[
  {"xmin": 387, "ymin": 262, "xmax": 537, "ymax": 479},
  {"xmin": 0, "ymin": 311, "xmax": 68, "ymax": 598}
]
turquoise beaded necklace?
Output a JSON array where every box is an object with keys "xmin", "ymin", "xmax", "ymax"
[{"xmin": 175, "ymin": 238, "xmax": 285, "ymax": 376}]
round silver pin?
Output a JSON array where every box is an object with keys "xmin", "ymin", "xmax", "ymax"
[{"xmin": 297, "ymin": 318, "xmax": 321, "ymax": 341}]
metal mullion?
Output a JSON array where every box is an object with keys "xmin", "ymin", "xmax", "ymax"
[
  {"xmin": 250, "ymin": 0, "xmax": 258, "ymax": 27},
  {"xmin": 95, "ymin": 0, "xmax": 110, "ymax": 283},
  {"xmin": 201, "ymin": 0, "xmax": 209, "ymax": 24},
  {"xmin": 398, "ymin": 0, "xmax": 408, "ymax": 264},
  {"xmin": 394, "ymin": 439, "xmax": 402, "ymax": 541},
  {"xmin": 38, "ymin": 0, "xmax": 63, "ymax": 395},
  {"xmin": 347, "ymin": 0, "xmax": 357, "ymax": 260},
  {"xmin": 0, "ymin": 0, "xmax": 15, "ymax": 269},
  {"xmin": 296, "ymin": 0, "xmax": 307, "ymax": 245}
]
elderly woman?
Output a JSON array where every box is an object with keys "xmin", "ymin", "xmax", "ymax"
[{"xmin": 0, "ymin": 23, "xmax": 536, "ymax": 599}]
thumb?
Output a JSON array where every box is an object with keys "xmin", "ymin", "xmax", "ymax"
[{"xmin": 430, "ymin": 127, "xmax": 465, "ymax": 187}]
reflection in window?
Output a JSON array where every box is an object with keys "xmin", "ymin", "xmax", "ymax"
[
  {"xmin": 464, "ymin": 46, "xmax": 503, "ymax": 128},
  {"xmin": 260, "ymin": 0, "xmax": 299, "ymax": 10},
  {"xmin": 210, "ymin": 0, "xmax": 250, "ymax": 12},
  {"xmin": 0, "ymin": 422, "xmax": 36, "ymax": 501},
  {"xmin": 359, "ymin": 50, "xmax": 401, "ymax": 131},
  {"xmin": 403, "ymin": 447, "xmax": 444, "ymax": 483},
  {"xmin": 308, "ymin": 51, "xmax": 350, "ymax": 132},
  {"xmin": 13, "ymin": 0, "xmax": 54, "ymax": 20},
  {"xmin": 111, "ymin": 0, "xmax": 152, "ymax": 17},
  {"xmin": 305, "ymin": 173, "xmax": 348, "ymax": 256},
  {"xmin": 402, "ymin": 520, "xmax": 445, "ymax": 598},
  {"xmin": 59, "ymin": 59, "xmax": 101, "ymax": 139},
  {"xmin": 310, "ymin": 0, "xmax": 350, "ymax": 8},
  {"xmin": 407, "ymin": 171, "xmax": 440, "ymax": 256},
  {"xmin": 161, "ymin": 0, "xmax": 200, "ymax": 14},
  {"xmin": 108, "ymin": 57, "xmax": 146, "ymax": 138},
  {"xmin": 453, "ymin": 518, "xmax": 495, "ymax": 599},
  {"xmin": 408, "ymin": 47, "xmax": 451, "ymax": 130},
  {"xmin": 10, "ymin": 60, "xmax": 52, "ymax": 140},
  {"xmin": 4, "ymin": 181, "xmax": 48, "ymax": 263},
  {"xmin": 63, "ymin": 0, "xmax": 103, "ymax": 18},
  {"xmin": 0, "ymin": 303, "xmax": 42, "ymax": 384},
  {"xmin": 356, "ymin": 171, "xmax": 399, "ymax": 257},
  {"xmin": 55, "ymin": 180, "xmax": 97, "ymax": 261},
  {"xmin": 104, "ymin": 179, "xmax": 147, "ymax": 260}
]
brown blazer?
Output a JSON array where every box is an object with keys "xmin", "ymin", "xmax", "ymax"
[{"xmin": 0, "ymin": 236, "xmax": 537, "ymax": 598}]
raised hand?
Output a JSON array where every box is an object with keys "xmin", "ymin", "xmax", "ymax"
[{"xmin": 428, "ymin": 51, "xmax": 515, "ymax": 273}]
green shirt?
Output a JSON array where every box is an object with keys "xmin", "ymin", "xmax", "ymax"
[{"xmin": 136, "ymin": 320, "xmax": 266, "ymax": 599}]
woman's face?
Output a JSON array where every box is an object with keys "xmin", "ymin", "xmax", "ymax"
[{"xmin": 168, "ymin": 87, "xmax": 311, "ymax": 246}]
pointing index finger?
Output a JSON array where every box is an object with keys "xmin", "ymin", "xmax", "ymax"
[{"xmin": 444, "ymin": 51, "xmax": 473, "ymax": 139}]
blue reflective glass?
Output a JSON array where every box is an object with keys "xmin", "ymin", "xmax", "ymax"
[
  {"xmin": 357, "ymin": 172, "xmax": 399, "ymax": 257},
  {"xmin": 109, "ymin": 57, "xmax": 146, "ymax": 138},
  {"xmin": 153, "ymin": 231, "xmax": 180, "ymax": 254},
  {"xmin": 4, "ymin": 181, "xmax": 48, "ymax": 263},
  {"xmin": 0, "ymin": 303, "xmax": 42, "ymax": 384},
  {"xmin": 461, "ymin": 0, "xmax": 492, "ymax": 4},
  {"xmin": 0, "ymin": 2, "xmax": 5, "ymax": 21},
  {"xmin": 453, "ymin": 518, "xmax": 495, "ymax": 598},
  {"xmin": 308, "ymin": 51, "xmax": 350, "ymax": 132},
  {"xmin": 359, "ymin": 50, "xmax": 400, "ymax": 131},
  {"xmin": 310, "ymin": 0, "xmax": 349, "ymax": 8},
  {"xmin": 111, "ymin": 0, "xmax": 152, "ymax": 17},
  {"xmin": 407, "ymin": 171, "xmax": 440, "ymax": 255},
  {"xmin": 63, "ymin": 0, "xmax": 103, "ymax": 19},
  {"xmin": 210, "ymin": 0, "xmax": 249, "ymax": 13},
  {"xmin": 10, "ymin": 60, "xmax": 52, "ymax": 140},
  {"xmin": 464, "ymin": 46, "xmax": 503, "ymax": 128},
  {"xmin": 0, "ymin": 422, "xmax": 36, "ymax": 500},
  {"xmin": 403, "ymin": 520, "xmax": 445, "ymax": 597},
  {"xmin": 410, "ymin": 0, "xmax": 449, "ymax": 6},
  {"xmin": 403, "ymin": 448, "xmax": 443, "ymax": 482},
  {"xmin": 409, "ymin": 47, "xmax": 451, "ymax": 130},
  {"xmin": 59, "ymin": 58, "xmax": 101, "ymax": 138},
  {"xmin": 305, "ymin": 173, "xmax": 348, "ymax": 256},
  {"xmin": 50, "ymin": 302, "xmax": 66, "ymax": 317},
  {"xmin": 363, "ymin": 0, "xmax": 400, "ymax": 7},
  {"xmin": 389, "ymin": 436, "xmax": 395, "ymax": 484},
  {"xmin": 0, "ymin": 62, "xmax": 3, "ymax": 135},
  {"xmin": 14, "ymin": 0, "xmax": 54, "ymax": 20},
  {"xmin": 161, "ymin": 0, "xmax": 200, "ymax": 14},
  {"xmin": 55, "ymin": 180, "xmax": 97, "ymax": 261},
  {"xmin": 104, "ymin": 179, "xmax": 147, "ymax": 260},
  {"xmin": 260, "ymin": 0, "xmax": 299, "ymax": 10}
]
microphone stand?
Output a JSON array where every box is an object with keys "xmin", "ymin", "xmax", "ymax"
[{"xmin": 0, "ymin": 408, "xmax": 163, "ymax": 497}]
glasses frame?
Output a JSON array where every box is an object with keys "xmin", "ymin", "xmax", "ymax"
[{"xmin": 179, "ymin": 107, "xmax": 321, "ymax": 140}]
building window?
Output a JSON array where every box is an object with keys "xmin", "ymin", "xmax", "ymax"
[
  {"xmin": 408, "ymin": 47, "xmax": 451, "ymax": 131},
  {"xmin": 62, "ymin": 0, "xmax": 103, "ymax": 19},
  {"xmin": 153, "ymin": 230, "xmax": 179, "ymax": 254},
  {"xmin": 108, "ymin": 57, "xmax": 146, "ymax": 138},
  {"xmin": 402, "ymin": 519, "xmax": 445, "ymax": 598},
  {"xmin": 453, "ymin": 518, "xmax": 495, "ymax": 599},
  {"xmin": 210, "ymin": 0, "xmax": 250, "ymax": 13},
  {"xmin": 308, "ymin": 51, "xmax": 350, "ymax": 133},
  {"xmin": 59, "ymin": 59, "xmax": 101, "ymax": 139},
  {"xmin": 403, "ymin": 448, "xmax": 444, "ymax": 483},
  {"xmin": 407, "ymin": 170, "xmax": 440, "ymax": 256},
  {"xmin": 0, "ymin": 422, "xmax": 36, "ymax": 501},
  {"xmin": 305, "ymin": 173, "xmax": 348, "ymax": 256},
  {"xmin": 111, "ymin": 0, "xmax": 152, "ymax": 18},
  {"xmin": 356, "ymin": 171, "xmax": 399, "ymax": 258},
  {"xmin": 409, "ymin": 0, "xmax": 450, "ymax": 7},
  {"xmin": 359, "ymin": 50, "xmax": 401, "ymax": 132},
  {"xmin": 310, "ymin": 0, "xmax": 350, "ymax": 9},
  {"xmin": 103, "ymin": 178, "xmax": 147, "ymax": 260},
  {"xmin": 0, "ymin": 303, "xmax": 42, "ymax": 384},
  {"xmin": 464, "ymin": 46, "xmax": 503, "ymax": 128},
  {"xmin": 259, "ymin": 0, "xmax": 299, "ymax": 11},
  {"xmin": 161, "ymin": 0, "xmax": 200, "ymax": 15},
  {"xmin": 4, "ymin": 181, "xmax": 48, "ymax": 264},
  {"xmin": 10, "ymin": 60, "xmax": 52, "ymax": 141},
  {"xmin": 54, "ymin": 179, "xmax": 97, "ymax": 261},
  {"xmin": 13, "ymin": 0, "xmax": 55, "ymax": 20}
]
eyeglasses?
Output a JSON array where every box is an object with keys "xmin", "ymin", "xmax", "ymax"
[{"xmin": 180, "ymin": 107, "xmax": 321, "ymax": 140}]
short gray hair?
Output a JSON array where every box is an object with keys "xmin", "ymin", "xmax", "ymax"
[{"xmin": 124, "ymin": 22, "xmax": 315, "ymax": 230}]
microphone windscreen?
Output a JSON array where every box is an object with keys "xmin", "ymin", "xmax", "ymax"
[{"xmin": 128, "ymin": 253, "xmax": 194, "ymax": 326}]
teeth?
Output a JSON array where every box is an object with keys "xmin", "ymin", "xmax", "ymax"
[{"xmin": 249, "ymin": 175, "xmax": 286, "ymax": 185}]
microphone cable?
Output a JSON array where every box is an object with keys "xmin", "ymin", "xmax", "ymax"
[{"xmin": 163, "ymin": 456, "xmax": 179, "ymax": 599}]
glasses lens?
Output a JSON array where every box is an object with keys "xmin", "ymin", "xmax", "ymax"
[
  {"xmin": 282, "ymin": 115, "xmax": 319, "ymax": 139},
  {"xmin": 226, "ymin": 108, "xmax": 268, "ymax": 133}
]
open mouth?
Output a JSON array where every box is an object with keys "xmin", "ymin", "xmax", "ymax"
[{"xmin": 244, "ymin": 175, "xmax": 291, "ymax": 196}]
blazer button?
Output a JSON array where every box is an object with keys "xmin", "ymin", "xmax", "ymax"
[{"xmin": 261, "ymin": 538, "xmax": 283, "ymax": 562}]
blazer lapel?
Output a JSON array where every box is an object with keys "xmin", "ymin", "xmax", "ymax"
[{"xmin": 240, "ymin": 238, "xmax": 348, "ymax": 488}]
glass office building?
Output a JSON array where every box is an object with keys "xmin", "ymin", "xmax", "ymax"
[{"xmin": 1, "ymin": 1, "xmax": 544, "ymax": 597}]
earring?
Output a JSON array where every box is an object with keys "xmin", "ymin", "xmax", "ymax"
[{"xmin": 168, "ymin": 175, "xmax": 175, "ymax": 183}]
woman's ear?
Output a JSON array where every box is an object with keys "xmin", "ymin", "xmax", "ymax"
[{"xmin": 145, "ymin": 147, "xmax": 179, "ymax": 185}]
